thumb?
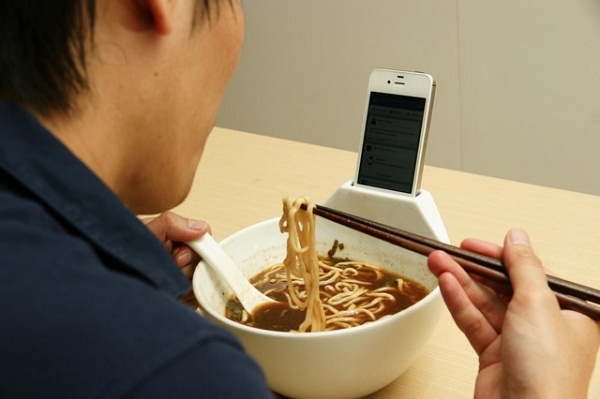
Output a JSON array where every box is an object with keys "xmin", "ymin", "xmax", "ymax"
[
  {"xmin": 144, "ymin": 212, "xmax": 210, "ymax": 244},
  {"xmin": 503, "ymin": 228, "xmax": 550, "ymax": 295}
]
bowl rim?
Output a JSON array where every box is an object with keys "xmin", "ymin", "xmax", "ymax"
[{"xmin": 193, "ymin": 217, "xmax": 442, "ymax": 339}]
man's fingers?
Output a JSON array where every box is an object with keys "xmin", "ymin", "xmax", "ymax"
[
  {"xmin": 460, "ymin": 238, "xmax": 503, "ymax": 259},
  {"xmin": 144, "ymin": 212, "xmax": 210, "ymax": 243},
  {"xmin": 428, "ymin": 251, "xmax": 505, "ymax": 353}
]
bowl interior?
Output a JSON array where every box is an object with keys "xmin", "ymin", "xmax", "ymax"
[{"xmin": 194, "ymin": 217, "xmax": 438, "ymax": 332}]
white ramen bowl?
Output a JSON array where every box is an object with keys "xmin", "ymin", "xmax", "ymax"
[{"xmin": 193, "ymin": 217, "xmax": 443, "ymax": 399}]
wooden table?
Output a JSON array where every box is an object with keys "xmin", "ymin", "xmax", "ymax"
[{"xmin": 173, "ymin": 127, "xmax": 600, "ymax": 398}]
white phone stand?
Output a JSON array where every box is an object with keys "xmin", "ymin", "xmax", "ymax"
[{"xmin": 322, "ymin": 180, "xmax": 449, "ymax": 243}]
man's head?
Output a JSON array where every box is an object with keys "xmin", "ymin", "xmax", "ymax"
[
  {"xmin": 0, "ymin": 1, "xmax": 93, "ymax": 117},
  {"xmin": 0, "ymin": 0, "xmax": 244, "ymax": 214},
  {"xmin": 0, "ymin": 0, "xmax": 227, "ymax": 117}
]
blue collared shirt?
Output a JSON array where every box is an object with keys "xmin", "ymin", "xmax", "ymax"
[{"xmin": 0, "ymin": 101, "xmax": 272, "ymax": 398}]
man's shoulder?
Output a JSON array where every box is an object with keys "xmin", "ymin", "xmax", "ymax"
[
  {"xmin": 0, "ymin": 229, "xmax": 254, "ymax": 397},
  {"xmin": 0, "ymin": 182, "xmax": 264, "ymax": 397}
]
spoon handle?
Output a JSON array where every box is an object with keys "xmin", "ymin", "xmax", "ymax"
[{"xmin": 187, "ymin": 234, "xmax": 273, "ymax": 313}]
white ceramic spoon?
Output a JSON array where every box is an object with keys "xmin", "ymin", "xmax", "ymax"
[{"xmin": 187, "ymin": 234, "xmax": 274, "ymax": 314}]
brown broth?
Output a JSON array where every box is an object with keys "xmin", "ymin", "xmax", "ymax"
[{"xmin": 226, "ymin": 256, "xmax": 430, "ymax": 332}]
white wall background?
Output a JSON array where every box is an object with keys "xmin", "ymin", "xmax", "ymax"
[{"xmin": 217, "ymin": 0, "xmax": 600, "ymax": 196}]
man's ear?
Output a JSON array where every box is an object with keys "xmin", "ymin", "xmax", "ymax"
[
  {"xmin": 145, "ymin": 0, "xmax": 173, "ymax": 34},
  {"xmin": 128, "ymin": 0, "xmax": 173, "ymax": 34}
]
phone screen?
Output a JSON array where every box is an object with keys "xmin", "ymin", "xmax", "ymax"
[{"xmin": 356, "ymin": 91, "xmax": 426, "ymax": 193}]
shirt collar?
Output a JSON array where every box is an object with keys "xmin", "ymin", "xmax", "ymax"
[{"xmin": 0, "ymin": 101, "xmax": 190, "ymax": 297}]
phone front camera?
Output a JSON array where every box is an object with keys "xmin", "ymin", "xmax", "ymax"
[{"xmin": 387, "ymin": 80, "xmax": 391, "ymax": 84}]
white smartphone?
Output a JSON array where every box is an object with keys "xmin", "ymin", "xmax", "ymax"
[{"xmin": 353, "ymin": 69, "xmax": 436, "ymax": 196}]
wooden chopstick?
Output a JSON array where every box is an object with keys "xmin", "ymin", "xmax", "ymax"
[{"xmin": 301, "ymin": 203, "xmax": 600, "ymax": 320}]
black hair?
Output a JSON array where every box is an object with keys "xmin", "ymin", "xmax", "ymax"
[{"xmin": 0, "ymin": 0, "xmax": 218, "ymax": 117}]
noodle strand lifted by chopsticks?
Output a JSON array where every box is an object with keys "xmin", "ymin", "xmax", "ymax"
[{"xmin": 279, "ymin": 197, "xmax": 327, "ymax": 332}]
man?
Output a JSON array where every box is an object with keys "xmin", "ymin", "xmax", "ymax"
[
  {"xmin": 0, "ymin": 1, "xmax": 272, "ymax": 397},
  {"xmin": 1, "ymin": 1, "xmax": 598, "ymax": 398}
]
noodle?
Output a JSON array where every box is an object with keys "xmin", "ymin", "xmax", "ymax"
[{"xmin": 279, "ymin": 197, "xmax": 326, "ymax": 332}]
